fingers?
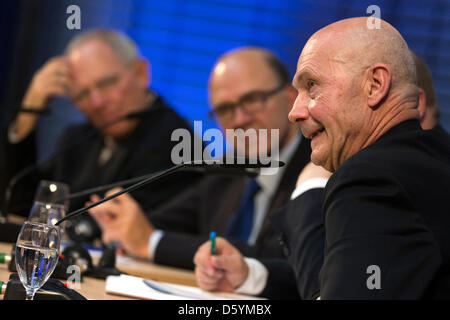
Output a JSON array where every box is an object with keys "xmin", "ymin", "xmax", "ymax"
[
  {"xmin": 195, "ymin": 266, "xmax": 223, "ymax": 291},
  {"xmin": 23, "ymin": 57, "xmax": 73, "ymax": 107},
  {"xmin": 87, "ymin": 194, "xmax": 118, "ymax": 228},
  {"xmin": 211, "ymin": 254, "xmax": 241, "ymax": 271}
]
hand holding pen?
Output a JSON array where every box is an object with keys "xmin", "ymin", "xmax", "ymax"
[{"xmin": 193, "ymin": 235, "xmax": 249, "ymax": 292}]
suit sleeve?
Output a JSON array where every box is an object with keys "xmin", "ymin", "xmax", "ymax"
[
  {"xmin": 320, "ymin": 162, "xmax": 442, "ymax": 299},
  {"xmin": 149, "ymin": 179, "xmax": 204, "ymax": 233},
  {"xmin": 270, "ymin": 188, "xmax": 325, "ymax": 300},
  {"xmin": 258, "ymin": 258, "xmax": 301, "ymax": 300},
  {"xmin": 2, "ymin": 126, "xmax": 40, "ymax": 216}
]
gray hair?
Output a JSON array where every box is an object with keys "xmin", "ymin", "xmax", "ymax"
[{"xmin": 65, "ymin": 29, "xmax": 140, "ymax": 66}]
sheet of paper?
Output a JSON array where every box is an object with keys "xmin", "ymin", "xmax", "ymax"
[{"xmin": 105, "ymin": 274, "xmax": 266, "ymax": 300}]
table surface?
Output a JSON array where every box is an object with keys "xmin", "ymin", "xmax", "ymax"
[{"xmin": 0, "ymin": 242, "xmax": 197, "ymax": 300}]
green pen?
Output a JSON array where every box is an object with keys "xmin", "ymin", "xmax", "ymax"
[{"xmin": 210, "ymin": 231, "xmax": 216, "ymax": 255}]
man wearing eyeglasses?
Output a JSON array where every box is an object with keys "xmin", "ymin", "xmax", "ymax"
[
  {"xmin": 3, "ymin": 29, "xmax": 200, "ymax": 242},
  {"xmin": 88, "ymin": 47, "xmax": 316, "ymax": 275}
]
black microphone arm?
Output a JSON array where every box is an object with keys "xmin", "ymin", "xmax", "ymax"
[
  {"xmin": 55, "ymin": 159, "xmax": 284, "ymax": 226},
  {"xmin": 54, "ymin": 163, "xmax": 260, "ymax": 204}
]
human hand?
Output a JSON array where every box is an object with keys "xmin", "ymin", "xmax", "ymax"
[
  {"xmin": 88, "ymin": 187, "xmax": 154, "ymax": 259},
  {"xmin": 22, "ymin": 57, "xmax": 72, "ymax": 109},
  {"xmin": 193, "ymin": 237, "xmax": 249, "ymax": 292}
]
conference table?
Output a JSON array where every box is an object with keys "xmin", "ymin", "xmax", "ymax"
[{"xmin": 0, "ymin": 241, "xmax": 197, "ymax": 300}]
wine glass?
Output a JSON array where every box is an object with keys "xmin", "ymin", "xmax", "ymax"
[
  {"xmin": 28, "ymin": 201, "xmax": 66, "ymax": 228},
  {"xmin": 15, "ymin": 221, "xmax": 61, "ymax": 300},
  {"xmin": 33, "ymin": 180, "xmax": 70, "ymax": 212}
]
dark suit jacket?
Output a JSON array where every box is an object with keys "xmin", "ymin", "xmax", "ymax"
[
  {"xmin": 319, "ymin": 120, "xmax": 450, "ymax": 299},
  {"xmin": 264, "ymin": 187, "xmax": 325, "ymax": 300},
  {"xmin": 3, "ymin": 95, "xmax": 201, "ymax": 241},
  {"xmin": 150, "ymin": 135, "xmax": 312, "ymax": 270}
]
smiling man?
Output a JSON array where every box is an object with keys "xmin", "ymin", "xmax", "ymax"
[
  {"xmin": 287, "ymin": 17, "xmax": 450, "ymax": 299},
  {"xmin": 3, "ymin": 29, "xmax": 199, "ymax": 241},
  {"xmin": 194, "ymin": 17, "xmax": 450, "ymax": 300}
]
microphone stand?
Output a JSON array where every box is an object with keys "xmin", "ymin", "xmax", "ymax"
[
  {"xmin": 55, "ymin": 162, "xmax": 187, "ymax": 226},
  {"xmin": 54, "ymin": 159, "xmax": 275, "ymax": 227}
]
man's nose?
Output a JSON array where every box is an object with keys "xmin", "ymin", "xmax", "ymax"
[
  {"xmin": 233, "ymin": 105, "xmax": 252, "ymax": 127},
  {"xmin": 89, "ymin": 88, "xmax": 106, "ymax": 109},
  {"xmin": 288, "ymin": 94, "xmax": 309, "ymax": 123}
]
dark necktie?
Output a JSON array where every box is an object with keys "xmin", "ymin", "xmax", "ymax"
[{"xmin": 224, "ymin": 178, "xmax": 261, "ymax": 242}]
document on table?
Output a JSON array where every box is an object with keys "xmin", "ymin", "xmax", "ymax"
[{"xmin": 105, "ymin": 274, "xmax": 267, "ymax": 300}]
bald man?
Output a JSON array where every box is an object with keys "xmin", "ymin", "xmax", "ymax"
[
  {"xmin": 195, "ymin": 17, "xmax": 450, "ymax": 300},
  {"xmin": 88, "ymin": 47, "xmax": 314, "ymax": 277}
]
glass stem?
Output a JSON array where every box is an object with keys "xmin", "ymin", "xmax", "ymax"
[{"xmin": 25, "ymin": 288, "xmax": 36, "ymax": 300}]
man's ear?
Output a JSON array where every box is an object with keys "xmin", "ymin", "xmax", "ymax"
[
  {"xmin": 417, "ymin": 87, "xmax": 427, "ymax": 122},
  {"xmin": 365, "ymin": 63, "xmax": 391, "ymax": 108},
  {"xmin": 133, "ymin": 59, "xmax": 151, "ymax": 88}
]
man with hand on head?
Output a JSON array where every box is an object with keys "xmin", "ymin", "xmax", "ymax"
[
  {"xmin": 88, "ymin": 47, "xmax": 313, "ymax": 271},
  {"xmin": 3, "ymin": 29, "xmax": 199, "ymax": 242}
]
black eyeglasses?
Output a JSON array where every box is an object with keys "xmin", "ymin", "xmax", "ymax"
[{"xmin": 208, "ymin": 83, "xmax": 287, "ymax": 123}]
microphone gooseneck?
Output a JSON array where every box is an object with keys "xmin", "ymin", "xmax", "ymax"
[
  {"xmin": 55, "ymin": 163, "xmax": 186, "ymax": 226},
  {"xmin": 55, "ymin": 158, "xmax": 284, "ymax": 226}
]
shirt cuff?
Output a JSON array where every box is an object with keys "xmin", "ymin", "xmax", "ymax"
[
  {"xmin": 234, "ymin": 257, "xmax": 268, "ymax": 296},
  {"xmin": 290, "ymin": 178, "xmax": 328, "ymax": 200},
  {"xmin": 148, "ymin": 229, "xmax": 164, "ymax": 261}
]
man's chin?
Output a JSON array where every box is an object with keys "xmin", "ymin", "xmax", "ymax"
[{"xmin": 100, "ymin": 121, "xmax": 136, "ymax": 139}]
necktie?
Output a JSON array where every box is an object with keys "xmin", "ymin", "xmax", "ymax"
[{"xmin": 224, "ymin": 178, "xmax": 261, "ymax": 242}]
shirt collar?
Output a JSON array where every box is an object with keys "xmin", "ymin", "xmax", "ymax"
[{"xmin": 256, "ymin": 133, "xmax": 301, "ymax": 195}]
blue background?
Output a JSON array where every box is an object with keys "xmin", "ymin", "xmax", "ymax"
[{"xmin": 3, "ymin": 0, "xmax": 449, "ymax": 160}]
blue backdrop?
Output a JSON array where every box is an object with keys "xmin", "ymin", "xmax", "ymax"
[{"xmin": 15, "ymin": 0, "xmax": 449, "ymax": 159}]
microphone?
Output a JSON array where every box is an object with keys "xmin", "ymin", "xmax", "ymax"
[
  {"xmin": 55, "ymin": 158, "xmax": 284, "ymax": 226},
  {"xmin": 54, "ymin": 161, "xmax": 261, "ymax": 205}
]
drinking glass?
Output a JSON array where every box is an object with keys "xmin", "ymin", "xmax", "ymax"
[
  {"xmin": 28, "ymin": 201, "xmax": 66, "ymax": 229},
  {"xmin": 15, "ymin": 221, "xmax": 61, "ymax": 300},
  {"xmin": 33, "ymin": 180, "xmax": 70, "ymax": 212}
]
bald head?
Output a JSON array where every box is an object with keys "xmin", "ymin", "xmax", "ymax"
[
  {"xmin": 209, "ymin": 47, "xmax": 289, "ymax": 91},
  {"xmin": 304, "ymin": 17, "xmax": 416, "ymax": 91},
  {"xmin": 289, "ymin": 17, "xmax": 421, "ymax": 171}
]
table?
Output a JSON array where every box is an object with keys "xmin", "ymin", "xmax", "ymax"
[{"xmin": 0, "ymin": 242, "xmax": 197, "ymax": 300}]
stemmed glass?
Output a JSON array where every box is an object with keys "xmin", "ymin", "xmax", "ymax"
[
  {"xmin": 33, "ymin": 180, "xmax": 70, "ymax": 212},
  {"xmin": 28, "ymin": 202, "xmax": 66, "ymax": 226},
  {"xmin": 15, "ymin": 221, "xmax": 61, "ymax": 300},
  {"xmin": 30, "ymin": 181, "xmax": 69, "ymax": 236}
]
